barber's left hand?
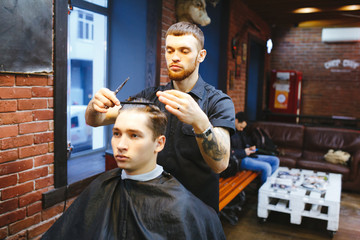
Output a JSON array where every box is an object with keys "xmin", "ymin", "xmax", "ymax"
[{"xmin": 156, "ymin": 90, "xmax": 209, "ymax": 131}]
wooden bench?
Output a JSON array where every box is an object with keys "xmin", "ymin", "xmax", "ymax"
[{"xmin": 219, "ymin": 170, "xmax": 259, "ymax": 211}]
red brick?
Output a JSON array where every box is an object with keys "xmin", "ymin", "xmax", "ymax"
[
  {"xmin": 34, "ymin": 132, "xmax": 53, "ymax": 144},
  {"xmin": 0, "ymin": 74, "xmax": 15, "ymax": 86},
  {"xmin": 27, "ymin": 218, "xmax": 55, "ymax": 239},
  {"xmin": 6, "ymin": 230, "xmax": 26, "ymax": 240},
  {"xmin": 66, "ymin": 197, "xmax": 76, "ymax": 210},
  {"xmin": 0, "ymin": 112, "xmax": 33, "ymax": 125},
  {"xmin": 32, "ymin": 87, "xmax": 53, "ymax": 97},
  {"xmin": 18, "ymin": 190, "xmax": 42, "ymax": 208},
  {"xmin": 18, "ymin": 167, "xmax": 48, "ymax": 183},
  {"xmin": 0, "ymin": 159, "xmax": 33, "ymax": 176},
  {"xmin": 0, "ymin": 198, "xmax": 18, "ymax": 214},
  {"xmin": 48, "ymin": 142, "xmax": 54, "ymax": 153},
  {"xmin": 0, "ymin": 174, "xmax": 17, "ymax": 188},
  {"xmin": 48, "ymin": 98, "xmax": 54, "ymax": 108},
  {"xmin": 35, "ymin": 176, "xmax": 53, "ymax": 190},
  {"xmin": 0, "ymin": 88, "xmax": 32, "ymax": 99},
  {"xmin": 1, "ymin": 135, "xmax": 34, "ymax": 150},
  {"xmin": 0, "ymin": 149, "xmax": 18, "ymax": 164},
  {"xmin": 27, "ymin": 201, "xmax": 42, "ymax": 217},
  {"xmin": 0, "ymin": 208, "xmax": 26, "ymax": 227},
  {"xmin": 49, "ymin": 165, "xmax": 54, "ymax": 174},
  {"xmin": 15, "ymin": 75, "xmax": 48, "ymax": 86},
  {"xmin": 49, "ymin": 121, "xmax": 54, "ymax": 131},
  {"xmin": 33, "ymin": 110, "xmax": 53, "ymax": 121},
  {"xmin": 47, "ymin": 76, "xmax": 54, "ymax": 86},
  {"xmin": 34, "ymin": 154, "xmax": 53, "ymax": 167},
  {"xmin": 0, "ymin": 125, "xmax": 18, "ymax": 138},
  {"xmin": 18, "ymin": 99, "xmax": 48, "ymax": 110},
  {"xmin": 1, "ymin": 182, "xmax": 34, "ymax": 200},
  {"xmin": 0, "ymin": 100, "xmax": 17, "ymax": 112},
  {"xmin": 0, "ymin": 226, "xmax": 7, "ymax": 239},
  {"xmin": 19, "ymin": 143, "xmax": 48, "ymax": 159},
  {"xmin": 41, "ymin": 203, "xmax": 64, "ymax": 221},
  {"xmin": 19, "ymin": 122, "xmax": 48, "ymax": 134},
  {"xmin": 9, "ymin": 213, "xmax": 41, "ymax": 235}
]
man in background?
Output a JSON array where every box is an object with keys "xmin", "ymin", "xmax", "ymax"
[{"xmin": 231, "ymin": 112, "xmax": 279, "ymax": 185}]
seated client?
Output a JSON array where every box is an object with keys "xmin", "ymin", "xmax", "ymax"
[{"xmin": 42, "ymin": 99, "xmax": 225, "ymax": 240}]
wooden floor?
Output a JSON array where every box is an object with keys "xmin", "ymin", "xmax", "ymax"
[{"xmin": 221, "ymin": 183, "xmax": 360, "ymax": 240}]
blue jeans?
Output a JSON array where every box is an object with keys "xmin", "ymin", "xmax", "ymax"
[{"xmin": 240, "ymin": 155, "xmax": 280, "ymax": 184}]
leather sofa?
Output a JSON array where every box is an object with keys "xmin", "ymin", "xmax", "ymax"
[{"xmin": 249, "ymin": 121, "xmax": 360, "ymax": 193}]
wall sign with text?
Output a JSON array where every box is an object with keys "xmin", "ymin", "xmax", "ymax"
[{"xmin": 324, "ymin": 59, "xmax": 359, "ymax": 73}]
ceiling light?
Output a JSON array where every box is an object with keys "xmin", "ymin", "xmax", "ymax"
[
  {"xmin": 293, "ymin": 8, "xmax": 321, "ymax": 14},
  {"xmin": 338, "ymin": 5, "xmax": 360, "ymax": 11},
  {"xmin": 267, "ymin": 39, "xmax": 273, "ymax": 54}
]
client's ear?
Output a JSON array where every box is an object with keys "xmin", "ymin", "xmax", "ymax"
[{"xmin": 155, "ymin": 135, "xmax": 166, "ymax": 153}]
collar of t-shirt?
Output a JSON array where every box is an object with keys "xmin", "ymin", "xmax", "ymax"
[{"xmin": 121, "ymin": 164, "xmax": 164, "ymax": 181}]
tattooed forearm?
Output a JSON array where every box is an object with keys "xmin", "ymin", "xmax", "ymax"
[{"xmin": 201, "ymin": 128, "xmax": 228, "ymax": 162}]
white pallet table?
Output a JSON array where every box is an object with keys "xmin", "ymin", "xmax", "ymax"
[{"xmin": 257, "ymin": 167, "xmax": 342, "ymax": 235}]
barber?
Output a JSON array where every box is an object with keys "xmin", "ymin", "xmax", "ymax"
[{"xmin": 85, "ymin": 22, "xmax": 235, "ymax": 212}]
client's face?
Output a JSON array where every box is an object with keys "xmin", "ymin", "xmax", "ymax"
[{"xmin": 111, "ymin": 110, "xmax": 160, "ymax": 175}]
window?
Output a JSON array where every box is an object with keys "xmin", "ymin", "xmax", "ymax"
[
  {"xmin": 66, "ymin": 2, "xmax": 109, "ymax": 184},
  {"xmin": 77, "ymin": 11, "xmax": 94, "ymax": 40},
  {"xmin": 53, "ymin": 0, "xmax": 160, "ymax": 192},
  {"xmin": 83, "ymin": 0, "xmax": 108, "ymax": 8}
]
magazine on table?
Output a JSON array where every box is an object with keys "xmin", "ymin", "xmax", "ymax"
[
  {"xmin": 271, "ymin": 171, "xmax": 300, "ymax": 190},
  {"xmin": 301, "ymin": 174, "xmax": 328, "ymax": 193}
]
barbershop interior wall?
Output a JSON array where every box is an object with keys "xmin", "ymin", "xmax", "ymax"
[
  {"xmin": 160, "ymin": 0, "xmax": 272, "ymax": 118},
  {"xmin": 159, "ymin": 0, "xmax": 176, "ymax": 85},
  {"xmin": 271, "ymin": 27, "xmax": 360, "ymax": 119},
  {"xmin": 0, "ymin": 73, "xmax": 55, "ymax": 240},
  {"xmin": 226, "ymin": 0, "xmax": 271, "ymax": 114}
]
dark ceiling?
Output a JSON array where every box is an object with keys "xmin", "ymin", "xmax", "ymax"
[{"xmin": 241, "ymin": 0, "xmax": 360, "ymax": 27}]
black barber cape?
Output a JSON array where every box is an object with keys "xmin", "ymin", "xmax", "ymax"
[{"xmin": 42, "ymin": 168, "xmax": 225, "ymax": 240}]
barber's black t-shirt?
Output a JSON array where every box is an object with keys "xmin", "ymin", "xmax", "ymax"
[{"xmin": 133, "ymin": 77, "xmax": 235, "ymax": 212}]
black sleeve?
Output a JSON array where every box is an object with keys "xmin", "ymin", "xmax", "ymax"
[{"xmin": 231, "ymin": 133, "xmax": 247, "ymax": 159}]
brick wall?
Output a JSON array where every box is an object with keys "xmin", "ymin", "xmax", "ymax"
[
  {"xmin": 226, "ymin": 0, "xmax": 270, "ymax": 113},
  {"xmin": 271, "ymin": 27, "xmax": 360, "ymax": 118},
  {"xmin": 0, "ymin": 74, "xmax": 60, "ymax": 239},
  {"xmin": 160, "ymin": 0, "xmax": 176, "ymax": 85}
]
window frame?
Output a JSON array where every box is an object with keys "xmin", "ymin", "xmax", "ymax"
[
  {"xmin": 47, "ymin": 0, "xmax": 162, "ymax": 209},
  {"xmin": 53, "ymin": 0, "xmax": 109, "ymax": 189}
]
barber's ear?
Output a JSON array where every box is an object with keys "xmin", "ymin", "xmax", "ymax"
[
  {"xmin": 197, "ymin": 49, "xmax": 207, "ymax": 63},
  {"xmin": 155, "ymin": 135, "xmax": 166, "ymax": 153}
]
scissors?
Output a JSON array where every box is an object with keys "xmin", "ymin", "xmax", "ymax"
[
  {"xmin": 114, "ymin": 77, "xmax": 130, "ymax": 95},
  {"xmin": 104, "ymin": 77, "xmax": 130, "ymax": 109}
]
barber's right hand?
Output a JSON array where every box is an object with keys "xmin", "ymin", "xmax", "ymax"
[{"xmin": 91, "ymin": 88, "xmax": 121, "ymax": 113}]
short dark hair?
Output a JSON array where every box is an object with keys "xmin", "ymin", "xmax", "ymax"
[
  {"xmin": 165, "ymin": 21, "xmax": 205, "ymax": 49},
  {"xmin": 235, "ymin": 112, "xmax": 247, "ymax": 123},
  {"xmin": 119, "ymin": 98, "xmax": 167, "ymax": 140}
]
